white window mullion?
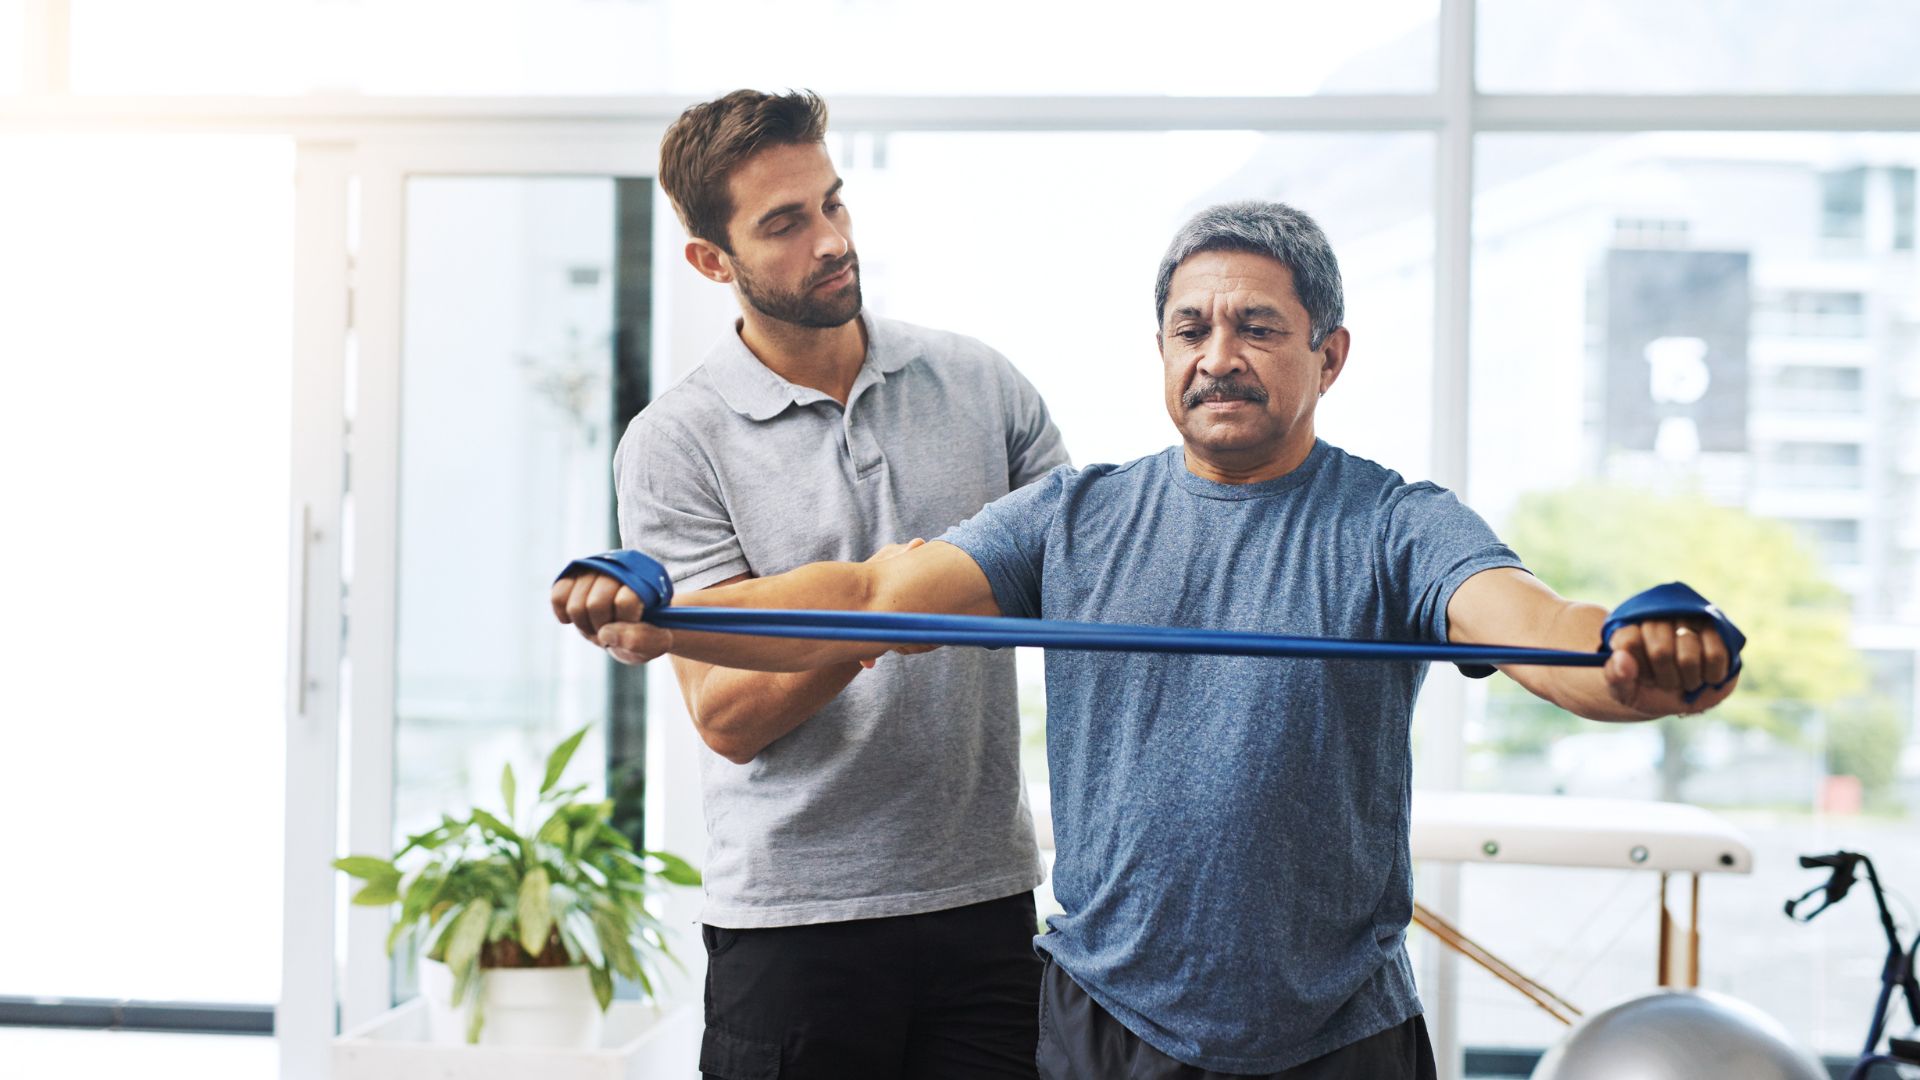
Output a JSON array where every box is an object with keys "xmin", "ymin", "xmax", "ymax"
[
  {"xmin": 280, "ymin": 140, "xmax": 352, "ymax": 1080},
  {"xmin": 341, "ymin": 157, "xmax": 407, "ymax": 1033},
  {"xmin": 1422, "ymin": 3, "xmax": 1477, "ymax": 1079}
]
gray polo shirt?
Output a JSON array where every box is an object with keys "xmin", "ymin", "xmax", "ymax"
[{"xmin": 614, "ymin": 310, "xmax": 1070, "ymax": 928}]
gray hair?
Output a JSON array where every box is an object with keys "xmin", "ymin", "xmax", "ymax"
[{"xmin": 1153, "ymin": 201, "xmax": 1344, "ymax": 348}]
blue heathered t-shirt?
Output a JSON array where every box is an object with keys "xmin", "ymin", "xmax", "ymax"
[{"xmin": 939, "ymin": 439, "xmax": 1526, "ymax": 1073}]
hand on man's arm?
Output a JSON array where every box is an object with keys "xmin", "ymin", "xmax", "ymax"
[{"xmin": 1447, "ymin": 567, "xmax": 1740, "ymax": 722}]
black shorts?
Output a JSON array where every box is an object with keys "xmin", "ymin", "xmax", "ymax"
[
  {"xmin": 1036, "ymin": 952, "xmax": 1438, "ymax": 1080},
  {"xmin": 699, "ymin": 891, "xmax": 1043, "ymax": 1080}
]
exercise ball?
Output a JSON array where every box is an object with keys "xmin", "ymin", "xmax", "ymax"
[{"xmin": 1531, "ymin": 990, "xmax": 1824, "ymax": 1080}]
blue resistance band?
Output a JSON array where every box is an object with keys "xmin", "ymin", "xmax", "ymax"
[{"xmin": 558, "ymin": 550, "xmax": 1743, "ymax": 696}]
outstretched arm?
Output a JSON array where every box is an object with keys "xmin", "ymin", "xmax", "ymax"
[
  {"xmin": 1447, "ymin": 567, "xmax": 1739, "ymax": 721},
  {"xmin": 550, "ymin": 539, "xmax": 999, "ymax": 673}
]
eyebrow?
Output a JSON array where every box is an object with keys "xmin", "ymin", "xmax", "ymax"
[
  {"xmin": 1169, "ymin": 303, "xmax": 1290, "ymax": 323},
  {"xmin": 756, "ymin": 178, "xmax": 845, "ymax": 228}
]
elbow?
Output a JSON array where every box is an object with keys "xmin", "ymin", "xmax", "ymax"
[{"xmin": 692, "ymin": 707, "xmax": 766, "ymax": 765}]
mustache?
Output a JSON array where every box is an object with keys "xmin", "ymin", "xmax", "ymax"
[
  {"xmin": 1182, "ymin": 376, "xmax": 1269, "ymax": 410},
  {"xmin": 808, "ymin": 254, "xmax": 858, "ymax": 288}
]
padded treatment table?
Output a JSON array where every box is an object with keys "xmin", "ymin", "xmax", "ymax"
[{"xmin": 1410, "ymin": 791, "xmax": 1754, "ymax": 1024}]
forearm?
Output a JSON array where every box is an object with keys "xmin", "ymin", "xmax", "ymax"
[
  {"xmin": 1504, "ymin": 600, "xmax": 1657, "ymax": 722},
  {"xmin": 680, "ymin": 661, "xmax": 864, "ymax": 764},
  {"xmin": 664, "ymin": 561, "xmax": 895, "ymax": 671}
]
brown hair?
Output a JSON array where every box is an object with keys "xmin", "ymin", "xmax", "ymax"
[{"xmin": 659, "ymin": 89, "xmax": 830, "ymax": 252}]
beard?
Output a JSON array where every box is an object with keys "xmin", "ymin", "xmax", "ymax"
[{"xmin": 734, "ymin": 253, "xmax": 862, "ymax": 329}]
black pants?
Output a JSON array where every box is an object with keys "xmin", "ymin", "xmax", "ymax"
[
  {"xmin": 699, "ymin": 891, "xmax": 1042, "ymax": 1080},
  {"xmin": 1036, "ymin": 953, "xmax": 1438, "ymax": 1080}
]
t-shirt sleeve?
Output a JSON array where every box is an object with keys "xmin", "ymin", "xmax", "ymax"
[
  {"xmin": 993, "ymin": 352, "xmax": 1071, "ymax": 488},
  {"xmin": 936, "ymin": 465, "xmax": 1068, "ymax": 620},
  {"xmin": 1379, "ymin": 481, "xmax": 1528, "ymax": 644},
  {"xmin": 612, "ymin": 417, "xmax": 752, "ymax": 592}
]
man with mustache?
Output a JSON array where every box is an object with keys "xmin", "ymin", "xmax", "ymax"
[
  {"xmin": 605, "ymin": 90, "xmax": 1069, "ymax": 1079},
  {"xmin": 560, "ymin": 200, "xmax": 1740, "ymax": 1079}
]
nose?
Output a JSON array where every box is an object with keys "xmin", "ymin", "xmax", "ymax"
[
  {"xmin": 1194, "ymin": 328, "xmax": 1247, "ymax": 378},
  {"xmin": 814, "ymin": 218, "xmax": 850, "ymax": 261}
]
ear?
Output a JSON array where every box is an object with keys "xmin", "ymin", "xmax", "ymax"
[
  {"xmin": 684, "ymin": 238, "xmax": 733, "ymax": 285},
  {"xmin": 1317, "ymin": 326, "xmax": 1351, "ymax": 396}
]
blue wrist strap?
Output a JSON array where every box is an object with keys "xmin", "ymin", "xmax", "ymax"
[
  {"xmin": 1600, "ymin": 582, "xmax": 1745, "ymax": 702},
  {"xmin": 555, "ymin": 549, "xmax": 1617, "ymax": 671},
  {"xmin": 556, "ymin": 550, "xmax": 675, "ymax": 610}
]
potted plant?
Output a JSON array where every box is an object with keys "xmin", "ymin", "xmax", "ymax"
[{"xmin": 334, "ymin": 726, "xmax": 700, "ymax": 1047}]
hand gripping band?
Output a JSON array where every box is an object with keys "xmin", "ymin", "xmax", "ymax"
[
  {"xmin": 1601, "ymin": 581, "xmax": 1746, "ymax": 703},
  {"xmin": 558, "ymin": 550, "xmax": 1624, "ymax": 671},
  {"xmin": 558, "ymin": 550, "xmax": 675, "ymax": 609}
]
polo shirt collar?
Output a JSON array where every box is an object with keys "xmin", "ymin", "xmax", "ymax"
[{"xmin": 706, "ymin": 310, "xmax": 919, "ymax": 422}]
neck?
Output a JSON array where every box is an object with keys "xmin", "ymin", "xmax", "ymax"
[
  {"xmin": 1182, "ymin": 427, "xmax": 1318, "ymax": 485},
  {"xmin": 737, "ymin": 309, "xmax": 868, "ymax": 404}
]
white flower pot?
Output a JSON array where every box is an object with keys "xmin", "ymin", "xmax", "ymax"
[{"xmin": 419, "ymin": 960, "xmax": 605, "ymax": 1049}]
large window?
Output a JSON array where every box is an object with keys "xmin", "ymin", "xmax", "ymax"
[
  {"xmin": 1464, "ymin": 131, "xmax": 1920, "ymax": 1058},
  {"xmin": 1477, "ymin": 0, "xmax": 1920, "ymax": 94},
  {"xmin": 0, "ymin": 135, "xmax": 292, "ymax": 1077}
]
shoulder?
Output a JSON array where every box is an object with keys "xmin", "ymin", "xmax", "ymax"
[
  {"xmin": 614, "ymin": 369, "xmax": 726, "ymax": 469},
  {"xmin": 872, "ymin": 313, "xmax": 1014, "ymax": 379},
  {"xmin": 1314, "ymin": 442, "xmax": 1438, "ymax": 516},
  {"xmin": 1052, "ymin": 449, "xmax": 1167, "ymax": 500}
]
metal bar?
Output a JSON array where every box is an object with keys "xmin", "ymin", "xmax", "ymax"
[
  {"xmin": 1478, "ymin": 94, "xmax": 1920, "ymax": 131},
  {"xmin": 0, "ymin": 93, "xmax": 1450, "ymax": 134},
  {"xmin": 7, "ymin": 91, "xmax": 1920, "ymax": 135},
  {"xmin": 0, "ymin": 997, "xmax": 274, "ymax": 1036},
  {"xmin": 1658, "ymin": 871, "xmax": 1673, "ymax": 986},
  {"xmin": 1413, "ymin": 901, "xmax": 1581, "ymax": 1026},
  {"xmin": 1690, "ymin": 873, "xmax": 1702, "ymax": 989}
]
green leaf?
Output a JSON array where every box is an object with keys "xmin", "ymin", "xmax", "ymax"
[
  {"xmin": 517, "ymin": 866, "xmax": 553, "ymax": 957},
  {"xmin": 588, "ymin": 964, "xmax": 614, "ymax": 1011},
  {"xmin": 594, "ymin": 822, "xmax": 633, "ymax": 851},
  {"xmin": 395, "ymin": 823, "xmax": 455, "ymax": 858},
  {"xmin": 571, "ymin": 825, "xmax": 597, "ymax": 858},
  {"xmin": 469, "ymin": 809, "xmax": 522, "ymax": 846},
  {"xmin": 500, "ymin": 762, "xmax": 517, "ymax": 820},
  {"xmin": 402, "ymin": 868, "xmax": 444, "ymax": 923},
  {"xmin": 385, "ymin": 919, "xmax": 413, "ymax": 957},
  {"xmin": 535, "ymin": 812, "xmax": 570, "ymax": 848},
  {"xmin": 426, "ymin": 902, "xmax": 464, "ymax": 961},
  {"xmin": 444, "ymin": 899, "xmax": 493, "ymax": 975},
  {"xmin": 593, "ymin": 910, "xmax": 642, "ymax": 981},
  {"xmin": 563, "ymin": 909, "xmax": 604, "ymax": 968},
  {"xmin": 539, "ymin": 783, "xmax": 589, "ymax": 806},
  {"xmin": 541, "ymin": 727, "xmax": 590, "ymax": 794},
  {"xmin": 332, "ymin": 856, "xmax": 399, "ymax": 882},
  {"xmin": 352, "ymin": 878, "xmax": 401, "ymax": 906},
  {"xmin": 644, "ymin": 850, "xmax": 702, "ymax": 886},
  {"xmin": 466, "ymin": 992, "xmax": 487, "ymax": 1045}
]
